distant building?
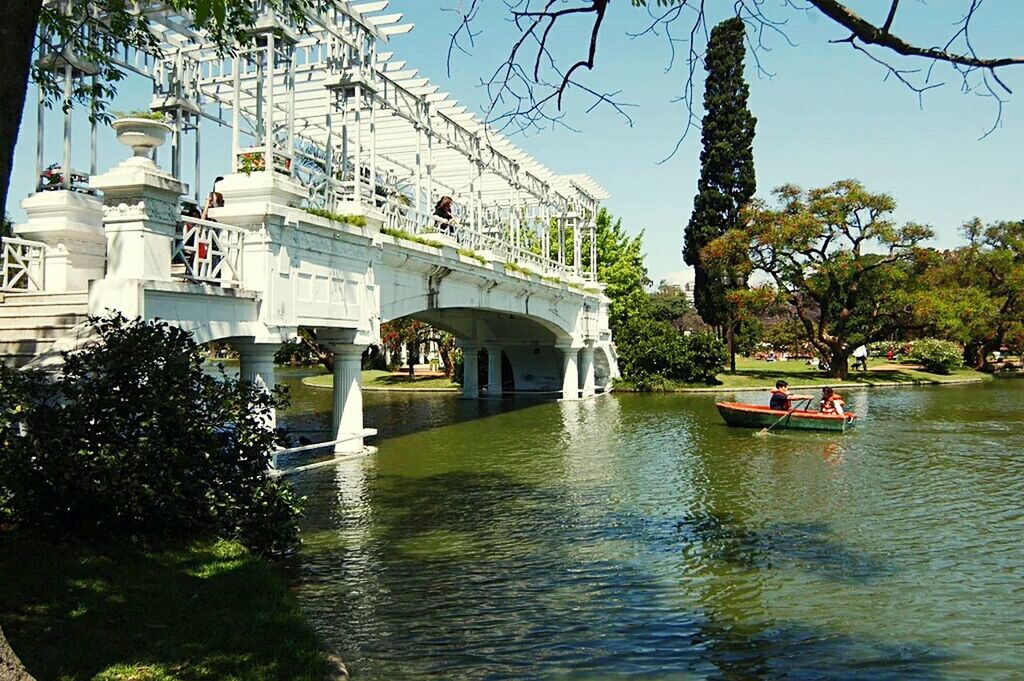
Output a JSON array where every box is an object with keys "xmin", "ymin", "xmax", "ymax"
[{"xmin": 659, "ymin": 280, "xmax": 694, "ymax": 303}]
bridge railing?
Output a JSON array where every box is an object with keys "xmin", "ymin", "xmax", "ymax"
[
  {"xmin": 172, "ymin": 216, "xmax": 245, "ymax": 287},
  {"xmin": 1, "ymin": 237, "xmax": 45, "ymax": 292}
]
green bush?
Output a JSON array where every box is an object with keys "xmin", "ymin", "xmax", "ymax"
[
  {"xmin": 615, "ymin": 313, "xmax": 726, "ymax": 388},
  {"xmin": 0, "ymin": 314, "xmax": 301, "ymax": 555},
  {"xmin": 909, "ymin": 338, "xmax": 963, "ymax": 374},
  {"xmin": 679, "ymin": 330, "xmax": 728, "ymax": 383},
  {"xmin": 304, "ymin": 207, "xmax": 368, "ymax": 227}
]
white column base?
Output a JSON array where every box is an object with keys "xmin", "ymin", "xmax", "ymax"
[
  {"xmin": 235, "ymin": 340, "xmax": 281, "ymax": 429},
  {"xmin": 579, "ymin": 345, "xmax": 596, "ymax": 398},
  {"xmin": 485, "ymin": 344, "xmax": 503, "ymax": 396},
  {"xmin": 331, "ymin": 343, "xmax": 366, "ymax": 453},
  {"xmin": 559, "ymin": 346, "xmax": 580, "ymax": 400},
  {"xmin": 461, "ymin": 343, "xmax": 480, "ymax": 399}
]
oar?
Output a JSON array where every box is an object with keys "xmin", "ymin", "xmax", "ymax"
[{"xmin": 755, "ymin": 397, "xmax": 812, "ymax": 437}]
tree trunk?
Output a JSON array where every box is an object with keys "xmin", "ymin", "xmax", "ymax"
[
  {"xmin": 300, "ymin": 335, "xmax": 334, "ymax": 373},
  {"xmin": 0, "ymin": 0, "xmax": 42, "ymax": 216},
  {"xmin": 406, "ymin": 341, "xmax": 416, "ymax": 377},
  {"xmin": 727, "ymin": 318, "xmax": 736, "ymax": 373},
  {"xmin": 829, "ymin": 348, "xmax": 850, "ymax": 380},
  {"xmin": 0, "ymin": 624, "xmax": 35, "ymax": 680},
  {"xmin": 439, "ymin": 344, "xmax": 454, "ymax": 378},
  {"xmin": 964, "ymin": 342, "xmax": 984, "ymax": 370}
]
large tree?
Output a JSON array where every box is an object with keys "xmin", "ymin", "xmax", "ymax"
[
  {"xmin": 682, "ymin": 16, "xmax": 755, "ymax": 371},
  {"xmin": 915, "ymin": 219, "xmax": 1024, "ymax": 369},
  {"xmin": 0, "ymin": 0, "xmax": 317, "ymax": 218},
  {"xmin": 704, "ymin": 180, "xmax": 932, "ymax": 378}
]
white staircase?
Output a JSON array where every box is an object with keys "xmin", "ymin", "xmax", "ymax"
[{"xmin": 0, "ymin": 291, "xmax": 89, "ymax": 368}]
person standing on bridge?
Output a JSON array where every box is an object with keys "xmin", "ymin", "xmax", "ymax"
[
  {"xmin": 202, "ymin": 177, "xmax": 225, "ymax": 221},
  {"xmin": 434, "ymin": 196, "xmax": 457, "ymax": 238}
]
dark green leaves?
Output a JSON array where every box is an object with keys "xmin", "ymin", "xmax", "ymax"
[
  {"xmin": 683, "ymin": 17, "xmax": 757, "ymax": 327},
  {"xmin": 0, "ymin": 314, "xmax": 300, "ymax": 556}
]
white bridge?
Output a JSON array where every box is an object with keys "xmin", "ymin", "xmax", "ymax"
[{"xmin": 1, "ymin": 0, "xmax": 617, "ymax": 454}]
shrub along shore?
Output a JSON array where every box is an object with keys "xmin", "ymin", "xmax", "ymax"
[{"xmin": 613, "ymin": 358, "xmax": 993, "ymax": 393}]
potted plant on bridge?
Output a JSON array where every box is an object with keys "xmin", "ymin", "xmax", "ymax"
[{"xmin": 111, "ymin": 111, "xmax": 172, "ymax": 159}]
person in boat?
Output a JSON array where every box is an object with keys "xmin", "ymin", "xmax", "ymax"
[
  {"xmin": 820, "ymin": 386, "xmax": 846, "ymax": 415},
  {"xmin": 769, "ymin": 380, "xmax": 812, "ymax": 411}
]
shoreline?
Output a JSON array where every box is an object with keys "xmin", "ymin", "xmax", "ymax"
[
  {"xmin": 614, "ymin": 375, "xmax": 993, "ymax": 394},
  {"xmin": 301, "ymin": 375, "xmax": 459, "ymax": 392},
  {"xmin": 300, "ymin": 373, "xmax": 1000, "ymax": 394}
]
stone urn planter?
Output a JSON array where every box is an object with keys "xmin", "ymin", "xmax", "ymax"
[{"xmin": 111, "ymin": 116, "xmax": 172, "ymax": 158}]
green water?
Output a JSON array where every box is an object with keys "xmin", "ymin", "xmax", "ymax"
[{"xmin": 276, "ymin": 371, "xmax": 1024, "ymax": 680}]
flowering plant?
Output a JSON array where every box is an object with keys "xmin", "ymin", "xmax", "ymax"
[
  {"xmin": 237, "ymin": 151, "xmax": 266, "ymax": 175},
  {"xmin": 39, "ymin": 163, "xmax": 88, "ymax": 190}
]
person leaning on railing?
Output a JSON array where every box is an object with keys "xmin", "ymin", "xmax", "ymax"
[
  {"xmin": 433, "ymin": 196, "xmax": 457, "ymax": 239},
  {"xmin": 201, "ymin": 176, "xmax": 225, "ymax": 221}
]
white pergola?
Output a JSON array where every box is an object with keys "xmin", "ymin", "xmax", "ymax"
[{"xmin": 34, "ymin": 0, "xmax": 610, "ymax": 280}]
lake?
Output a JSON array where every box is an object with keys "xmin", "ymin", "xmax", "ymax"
[{"xmin": 272, "ymin": 369, "xmax": 1024, "ymax": 680}]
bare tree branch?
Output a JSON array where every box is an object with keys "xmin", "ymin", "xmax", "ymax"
[{"xmin": 447, "ymin": 0, "xmax": 1024, "ymax": 144}]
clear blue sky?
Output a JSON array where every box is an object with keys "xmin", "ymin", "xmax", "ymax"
[{"xmin": 8, "ymin": 2, "xmax": 1023, "ymax": 285}]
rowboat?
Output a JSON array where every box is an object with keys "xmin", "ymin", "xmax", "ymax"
[{"xmin": 715, "ymin": 401, "xmax": 857, "ymax": 432}]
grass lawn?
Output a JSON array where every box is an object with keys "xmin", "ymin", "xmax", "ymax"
[
  {"xmin": 0, "ymin": 533, "xmax": 337, "ymax": 681},
  {"xmin": 304, "ymin": 369, "xmax": 458, "ymax": 391},
  {"xmin": 617, "ymin": 358, "xmax": 991, "ymax": 392}
]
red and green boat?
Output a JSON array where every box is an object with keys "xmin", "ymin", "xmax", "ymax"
[{"xmin": 715, "ymin": 401, "xmax": 857, "ymax": 432}]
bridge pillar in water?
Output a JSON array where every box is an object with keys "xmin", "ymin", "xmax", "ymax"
[
  {"xmin": 329, "ymin": 343, "xmax": 367, "ymax": 453},
  {"xmin": 460, "ymin": 342, "xmax": 480, "ymax": 399},
  {"xmin": 559, "ymin": 345, "xmax": 580, "ymax": 400},
  {"xmin": 235, "ymin": 340, "xmax": 281, "ymax": 428},
  {"xmin": 579, "ymin": 344, "xmax": 596, "ymax": 398},
  {"xmin": 485, "ymin": 344, "xmax": 503, "ymax": 396}
]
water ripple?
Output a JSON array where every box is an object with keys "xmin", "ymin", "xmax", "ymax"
[{"xmin": 280, "ymin": 376, "xmax": 1024, "ymax": 680}]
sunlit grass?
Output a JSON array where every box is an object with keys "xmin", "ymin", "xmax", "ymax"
[
  {"xmin": 617, "ymin": 358, "xmax": 992, "ymax": 391},
  {"xmin": 304, "ymin": 370, "xmax": 459, "ymax": 391}
]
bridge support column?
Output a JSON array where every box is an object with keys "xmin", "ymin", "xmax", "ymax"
[
  {"xmin": 235, "ymin": 340, "xmax": 281, "ymax": 428},
  {"xmin": 579, "ymin": 344, "xmax": 596, "ymax": 398},
  {"xmin": 330, "ymin": 343, "xmax": 367, "ymax": 454},
  {"xmin": 460, "ymin": 343, "xmax": 480, "ymax": 399},
  {"xmin": 559, "ymin": 345, "xmax": 580, "ymax": 400},
  {"xmin": 485, "ymin": 344, "xmax": 503, "ymax": 396}
]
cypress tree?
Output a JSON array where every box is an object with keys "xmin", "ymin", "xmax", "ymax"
[{"xmin": 683, "ymin": 17, "xmax": 756, "ymax": 333}]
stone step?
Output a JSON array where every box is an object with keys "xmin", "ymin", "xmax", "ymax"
[
  {"xmin": 0, "ymin": 352, "xmax": 37, "ymax": 369},
  {"xmin": 0, "ymin": 315, "xmax": 85, "ymax": 330},
  {"xmin": 0, "ymin": 290, "xmax": 89, "ymax": 306},
  {"xmin": 0, "ymin": 300, "xmax": 89, "ymax": 318},
  {"xmin": 0, "ymin": 338, "xmax": 58, "ymax": 356},
  {"xmin": 0, "ymin": 323, "xmax": 78, "ymax": 340}
]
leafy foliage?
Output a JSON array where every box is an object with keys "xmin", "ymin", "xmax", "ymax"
[
  {"xmin": 909, "ymin": 338, "xmax": 964, "ymax": 374},
  {"xmin": 615, "ymin": 318, "xmax": 726, "ymax": 389},
  {"xmin": 913, "ymin": 219, "xmax": 1024, "ymax": 368},
  {"xmin": 381, "ymin": 227, "xmax": 444, "ymax": 249},
  {"xmin": 683, "ymin": 17, "xmax": 757, "ymax": 327},
  {"xmin": 112, "ymin": 110, "xmax": 170, "ymax": 121},
  {"xmin": 595, "ymin": 210, "xmax": 726, "ymax": 387},
  {"xmin": 381, "ymin": 318, "xmax": 456, "ymax": 378},
  {"xmin": 305, "ymin": 207, "xmax": 368, "ymax": 227},
  {"xmin": 705, "ymin": 180, "xmax": 932, "ymax": 378},
  {"xmin": 32, "ymin": 1, "xmax": 322, "ymax": 125},
  {"xmin": 0, "ymin": 315, "xmax": 300, "ymax": 555}
]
